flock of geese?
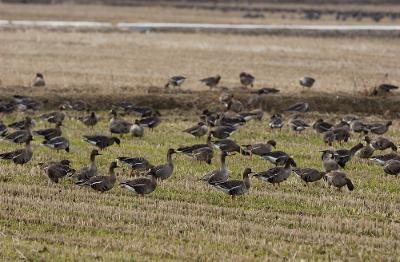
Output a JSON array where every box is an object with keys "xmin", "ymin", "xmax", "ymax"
[{"xmin": 0, "ymin": 73, "xmax": 399, "ymax": 199}]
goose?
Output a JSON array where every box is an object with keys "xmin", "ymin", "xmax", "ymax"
[
  {"xmin": 78, "ymin": 112, "xmax": 99, "ymax": 127},
  {"xmin": 38, "ymin": 159, "xmax": 71, "ymax": 171},
  {"xmin": 183, "ymin": 122, "xmax": 208, "ymax": 138},
  {"xmin": 73, "ymin": 150, "xmax": 101, "ymax": 184},
  {"xmin": 210, "ymin": 125, "xmax": 237, "ymax": 139},
  {"xmin": 117, "ymin": 156, "xmax": 153, "ymax": 176},
  {"xmin": 313, "ymin": 119, "xmax": 333, "ymax": 133},
  {"xmin": 42, "ymin": 136, "xmax": 70, "ymax": 152},
  {"xmin": 367, "ymin": 121, "xmax": 392, "ymax": 135},
  {"xmin": 269, "ymin": 114, "xmax": 284, "ymax": 130},
  {"xmin": 40, "ymin": 105, "xmax": 66, "ymax": 124},
  {"xmin": 165, "ymin": 76, "xmax": 186, "ymax": 88},
  {"xmin": 321, "ymin": 150, "xmax": 339, "ymax": 172},
  {"xmin": 370, "ymin": 153, "xmax": 400, "ymax": 166},
  {"xmin": 8, "ymin": 116, "xmax": 35, "ymax": 130},
  {"xmin": 68, "ymin": 100, "xmax": 90, "ymax": 111},
  {"xmin": 215, "ymin": 114, "xmax": 245, "ymax": 128},
  {"xmin": 284, "ymin": 102, "xmax": 309, "ymax": 113},
  {"xmin": 334, "ymin": 143, "xmax": 364, "ymax": 168},
  {"xmin": 253, "ymin": 157, "xmax": 297, "ymax": 187},
  {"xmin": 213, "ymin": 168, "xmax": 252, "ymax": 199},
  {"xmin": 109, "ymin": 109, "xmax": 131, "ymax": 135},
  {"xmin": 147, "ymin": 149, "xmax": 176, "ymax": 180},
  {"xmin": 191, "ymin": 146, "xmax": 214, "ymax": 165},
  {"xmin": 138, "ymin": 115, "xmax": 161, "ymax": 130},
  {"xmin": 32, "ymin": 73, "xmax": 45, "ymax": 87},
  {"xmin": 383, "ymin": 160, "xmax": 400, "ymax": 175},
  {"xmin": 177, "ymin": 133, "xmax": 212, "ymax": 155},
  {"xmin": 371, "ymin": 137, "xmax": 397, "ymax": 151},
  {"xmin": 43, "ymin": 160, "xmax": 75, "ymax": 183},
  {"xmin": 324, "ymin": 171, "xmax": 354, "ymax": 191},
  {"xmin": 242, "ymin": 140, "xmax": 276, "ymax": 156},
  {"xmin": 83, "ymin": 161, "xmax": 119, "ymax": 192},
  {"xmin": 0, "ymin": 100, "xmax": 16, "ymax": 114},
  {"xmin": 289, "ymin": 116, "xmax": 310, "ymax": 133},
  {"xmin": 33, "ymin": 122, "xmax": 62, "ymax": 140},
  {"xmin": 0, "ymin": 121, "xmax": 7, "ymax": 136},
  {"xmin": 129, "ymin": 106, "xmax": 160, "ymax": 118},
  {"xmin": 239, "ymin": 72, "xmax": 255, "ymax": 88},
  {"xmin": 83, "ymin": 135, "xmax": 120, "ymax": 150},
  {"xmin": 323, "ymin": 127, "xmax": 350, "ymax": 146},
  {"xmin": 200, "ymin": 75, "xmax": 221, "ymax": 89},
  {"xmin": 239, "ymin": 110, "xmax": 263, "ymax": 122},
  {"xmin": 370, "ymin": 84, "xmax": 398, "ymax": 96},
  {"xmin": 299, "ymin": 76, "xmax": 315, "ymax": 89},
  {"xmin": 201, "ymin": 151, "xmax": 229, "ymax": 185},
  {"xmin": 350, "ymin": 120, "xmax": 369, "ymax": 135},
  {"xmin": 120, "ymin": 174, "xmax": 157, "ymax": 196},
  {"xmin": 213, "ymin": 139, "xmax": 249, "ymax": 155},
  {"xmin": 130, "ymin": 120, "xmax": 144, "ymax": 137},
  {"xmin": 226, "ymin": 99, "xmax": 244, "ymax": 113},
  {"xmin": 261, "ymin": 150, "xmax": 290, "ymax": 166},
  {"xmin": 0, "ymin": 136, "xmax": 33, "ymax": 165},
  {"xmin": 292, "ymin": 167, "xmax": 326, "ymax": 185},
  {"xmin": 251, "ymin": 87, "xmax": 280, "ymax": 95},
  {"xmin": 3, "ymin": 117, "xmax": 33, "ymax": 144},
  {"xmin": 355, "ymin": 136, "xmax": 375, "ymax": 159}
]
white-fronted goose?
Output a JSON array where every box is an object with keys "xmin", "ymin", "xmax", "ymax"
[
  {"xmin": 269, "ymin": 114, "xmax": 284, "ymax": 130},
  {"xmin": 313, "ymin": 119, "xmax": 333, "ymax": 133},
  {"xmin": 371, "ymin": 137, "xmax": 397, "ymax": 151},
  {"xmin": 215, "ymin": 114, "xmax": 245, "ymax": 128},
  {"xmin": 254, "ymin": 157, "xmax": 297, "ymax": 187},
  {"xmin": 355, "ymin": 136, "xmax": 375, "ymax": 159},
  {"xmin": 83, "ymin": 135, "xmax": 120, "ymax": 150},
  {"xmin": 321, "ymin": 150, "xmax": 339, "ymax": 172},
  {"xmin": 210, "ymin": 125, "xmax": 237, "ymax": 139},
  {"xmin": 383, "ymin": 160, "xmax": 400, "ymax": 175},
  {"xmin": 130, "ymin": 120, "xmax": 144, "ymax": 137},
  {"xmin": 239, "ymin": 72, "xmax": 255, "ymax": 88},
  {"xmin": 367, "ymin": 121, "xmax": 392, "ymax": 135},
  {"xmin": 0, "ymin": 136, "xmax": 33, "ymax": 165},
  {"xmin": 8, "ymin": 116, "xmax": 35, "ymax": 130},
  {"xmin": 68, "ymin": 100, "xmax": 90, "ymax": 111},
  {"xmin": 299, "ymin": 76, "xmax": 315, "ymax": 89},
  {"xmin": 177, "ymin": 133, "xmax": 211, "ymax": 155},
  {"xmin": 191, "ymin": 146, "xmax": 213, "ymax": 165},
  {"xmin": 252, "ymin": 87, "xmax": 280, "ymax": 95},
  {"xmin": 165, "ymin": 76, "xmax": 186, "ymax": 88},
  {"xmin": 40, "ymin": 105, "xmax": 66, "ymax": 124},
  {"xmin": 74, "ymin": 150, "xmax": 101, "ymax": 185},
  {"xmin": 213, "ymin": 168, "xmax": 252, "ymax": 199},
  {"xmin": 261, "ymin": 150, "xmax": 290, "ymax": 166},
  {"xmin": 78, "ymin": 112, "xmax": 99, "ymax": 127},
  {"xmin": 370, "ymin": 153, "xmax": 400, "ymax": 166},
  {"xmin": 42, "ymin": 136, "xmax": 70, "ymax": 152},
  {"xmin": 129, "ymin": 106, "xmax": 160, "ymax": 118},
  {"xmin": 32, "ymin": 73, "xmax": 45, "ymax": 87},
  {"xmin": 324, "ymin": 171, "xmax": 354, "ymax": 191},
  {"xmin": 3, "ymin": 117, "xmax": 33, "ymax": 144},
  {"xmin": 200, "ymin": 75, "xmax": 221, "ymax": 89},
  {"xmin": 285, "ymin": 102, "xmax": 309, "ymax": 113},
  {"xmin": 201, "ymin": 151, "xmax": 228, "ymax": 185},
  {"xmin": 289, "ymin": 116, "xmax": 310, "ymax": 133},
  {"xmin": 117, "ymin": 156, "xmax": 153, "ymax": 175},
  {"xmin": 243, "ymin": 140, "xmax": 276, "ymax": 156},
  {"xmin": 213, "ymin": 139, "xmax": 249, "ymax": 155},
  {"xmin": 239, "ymin": 110, "xmax": 263, "ymax": 122},
  {"xmin": 120, "ymin": 174, "xmax": 157, "ymax": 196},
  {"xmin": 292, "ymin": 167, "xmax": 326, "ymax": 184},
  {"xmin": 370, "ymin": 84, "xmax": 398, "ymax": 96},
  {"xmin": 83, "ymin": 161, "xmax": 119, "ymax": 192},
  {"xmin": 183, "ymin": 122, "xmax": 208, "ymax": 138},
  {"xmin": 350, "ymin": 120, "xmax": 368, "ymax": 135},
  {"xmin": 226, "ymin": 99, "xmax": 244, "ymax": 113},
  {"xmin": 138, "ymin": 115, "xmax": 161, "ymax": 130},
  {"xmin": 43, "ymin": 160, "xmax": 75, "ymax": 183},
  {"xmin": 109, "ymin": 109, "xmax": 131, "ymax": 135},
  {"xmin": 147, "ymin": 149, "xmax": 176, "ymax": 180},
  {"xmin": 33, "ymin": 122, "xmax": 62, "ymax": 140},
  {"xmin": 334, "ymin": 143, "xmax": 364, "ymax": 168}
]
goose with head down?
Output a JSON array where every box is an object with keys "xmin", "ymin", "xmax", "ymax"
[
  {"xmin": 253, "ymin": 157, "xmax": 297, "ymax": 187},
  {"xmin": 120, "ymin": 173, "xmax": 157, "ymax": 196},
  {"xmin": 0, "ymin": 136, "xmax": 33, "ymax": 165},
  {"xmin": 83, "ymin": 161, "xmax": 119, "ymax": 192},
  {"xmin": 324, "ymin": 171, "xmax": 354, "ymax": 191},
  {"xmin": 213, "ymin": 168, "xmax": 253, "ymax": 199},
  {"xmin": 83, "ymin": 135, "xmax": 120, "ymax": 150}
]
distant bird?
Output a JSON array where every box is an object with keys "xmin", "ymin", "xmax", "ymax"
[
  {"xmin": 210, "ymin": 125, "xmax": 237, "ymax": 139},
  {"xmin": 370, "ymin": 153, "xmax": 400, "ymax": 166},
  {"xmin": 83, "ymin": 161, "xmax": 119, "ymax": 192},
  {"xmin": 78, "ymin": 112, "xmax": 99, "ymax": 128},
  {"xmin": 146, "ymin": 149, "xmax": 176, "ymax": 180},
  {"xmin": 165, "ymin": 76, "xmax": 186, "ymax": 88},
  {"xmin": 312, "ymin": 119, "xmax": 333, "ymax": 133},
  {"xmin": 109, "ymin": 109, "xmax": 131, "ymax": 135},
  {"xmin": 269, "ymin": 114, "xmax": 284, "ymax": 130},
  {"xmin": 8, "ymin": 116, "xmax": 35, "ymax": 130},
  {"xmin": 226, "ymin": 99, "xmax": 244, "ymax": 113},
  {"xmin": 3, "ymin": 118, "xmax": 33, "ymax": 144},
  {"xmin": 285, "ymin": 102, "xmax": 309, "ymax": 113},
  {"xmin": 68, "ymin": 100, "xmax": 91, "ymax": 111},
  {"xmin": 299, "ymin": 76, "xmax": 315, "ymax": 89},
  {"xmin": 254, "ymin": 157, "xmax": 297, "ymax": 187},
  {"xmin": 213, "ymin": 168, "xmax": 252, "ymax": 199},
  {"xmin": 117, "ymin": 156, "xmax": 153, "ymax": 176},
  {"xmin": 251, "ymin": 87, "xmax": 280, "ymax": 95},
  {"xmin": 350, "ymin": 120, "xmax": 369, "ymax": 135},
  {"xmin": 242, "ymin": 140, "xmax": 277, "ymax": 156},
  {"xmin": 83, "ymin": 135, "xmax": 121, "ymax": 150},
  {"xmin": 371, "ymin": 137, "xmax": 397, "ymax": 151},
  {"xmin": 239, "ymin": 72, "xmax": 255, "ymax": 88},
  {"xmin": 289, "ymin": 116, "xmax": 310, "ymax": 133},
  {"xmin": 183, "ymin": 122, "xmax": 208, "ymax": 138},
  {"xmin": 0, "ymin": 100, "xmax": 16, "ymax": 114},
  {"xmin": 324, "ymin": 171, "xmax": 354, "ymax": 191},
  {"xmin": 370, "ymin": 84, "xmax": 398, "ymax": 96},
  {"xmin": 213, "ymin": 139, "xmax": 249, "ymax": 155},
  {"xmin": 292, "ymin": 167, "xmax": 326, "ymax": 185},
  {"xmin": 40, "ymin": 105, "xmax": 66, "ymax": 124},
  {"xmin": 42, "ymin": 136, "xmax": 70, "ymax": 152},
  {"xmin": 176, "ymin": 134, "xmax": 212, "ymax": 155},
  {"xmin": 200, "ymin": 75, "xmax": 221, "ymax": 89},
  {"xmin": 32, "ymin": 73, "xmax": 45, "ymax": 87},
  {"xmin": 73, "ymin": 150, "xmax": 101, "ymax": 185},
  {"xmin": 215, "ymin": 114, "xmax": 244, "ymax": 128},
  {"xmin": 383, "ymin": 160, "xmax": 400, "ymax": 175},
  {"xmin": 0, "ymin": 136, "xmax": 33, "ymax": 165},
  {"xmin": 201, "ymin": 151, "xmax": 229, "ymax": 185},
  {"xmin": 138, "ymin": 115, "xmax": 161, "ymax": 131},
  {"xmin": 130, "ymin": 120, "xmax": 144, "ymax": 137},
  {"xmin": 128, "ymin": 106, "xmax": 160, "ymax": 118},
  {"xmin": 261, "ymin": 150, "xmax": 290, "ymax": 166},
  {"xmin": 33, "ymin": 122, "xmax": 62, "ymax": 140},
  {"xmin": 120, "ymin": 174, "xmax": 157, "ymax": 196},
  {"xmin": 239, "ymin": 110, "xmax": 263, "ymax": 122},
  {"xmin": 367, "ymin": 121, "xmax": 392, "ymax": 135}
]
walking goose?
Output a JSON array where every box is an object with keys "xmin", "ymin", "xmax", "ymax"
[
  {"xmin": 253, "ymin": 157, "xmax": 297, "ymax": 187},
  {"xmin": 0, "ymin": 136, "xmax": 33, "ymax": 165},
  {"xmin": 213, "ymin": 139, "xmax": 249, "ymax": 155},
  {"xmin": 33, "ymin": 122, "xmax": 62, "ymax": 140},
  {"xmin": 83, "ymin": 135, "xmax": 120, "ymax": 150},
  {"xmin": 200, "ymin": 75, "xmax": 221, "ymax": 89},
  {"xmin": 147, "ymin": 149, "xmax": 176, "ymax": 180},
  {"xmin": 117, "ymin": 156, "xmax": 153, "ymax": 175},
  {"xmin": 293, "ymin": 167, "xmax": 326, "ymax": 185},
  {"xmin": 183, "ymin": 122, "xmax": 208, "ymax": 138},
  {"xmin": 239, "ymin": 72, "xmax": 255, "ymax": 88},
  {"xmin": 213, "ymin": 168, "xmax": 252, "ymax": 199},
  {"xmin": 324, "ymin": 171, "xmax": 354, "ymax": 191},
  {"xmin": 120, "ymin": 174, "xmax": 157, "ymax": 196},
  {"xmin": 83, "ymin": 161, "xmax": 119, "ymax": 192},
  {"xmin": 42, "ymin": 136, "xmax": 70, "ymax": 152},
  {"xmin": 201, "ymin": 151, "xmax": 229, "ymax": 185}
]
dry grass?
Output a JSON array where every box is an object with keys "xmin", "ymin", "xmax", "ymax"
[
  {"xmin": 0, "ymin": 110, "xmax": 400, "ymax": 260},
  {"xmin": 0, "ymin": 29, "xmax": 399, "ymax": 98}
]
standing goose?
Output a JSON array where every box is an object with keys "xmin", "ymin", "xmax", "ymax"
[
  {"xmin": 68, "ymin": 100, "xmax": 91, "ymax": 112},
  {"xmin": 334, "ymin": 143, "xmax": 364, "ymax": 168},
  {"xmin": 3, "ymin": 117, "xmax": 33, "ymax": 144},
  {"xmin": 284, "ymin": 102, "xmax": 309, "ymax": 113},
  {"xmin": 292, "ymin": 167, "xmax": 326, "ymax": 185},
  {"xmin": 200, "ymin": 75, "xmax": 221, "ymax": 89},
  {"xmin": 32, "ymin": 73, "xmax": 45, "ymax": 87},
  {"xmin": 183, "ymin": 122, "xmax": 208, "ymax": 138},
  {"xmin": 43, "ymin": 161, "xmax": 75, "ymax": 183},
  {"xmin": 371, "ymin": 137, "xmax": 397, "ymax": 151},
  {"xmin": 213, "ymin": 168, "xmax": 252, "ymax": 199},
  {"xmin": 138, "ymin": 115, "xmax": 161, "ymax": 131},
  {"xmin": 370, "ymin": 84, "xmax": 398, "ymax": 96},
  {"xmin": 147, "ymin": 149, "xmax": 176, "ymax": 180},
  {"xmin": 313, "ymin": 119, "xmax": 333, "ymax": 133},
  {"xmin": 299, "ymin": 76, "xmax": 315, "ymax": 90},
  {"xmin": 73, "ymin": 150, "xmax": 101, "ymax": 185},
  {"xmin": 120, "ymin": 174, "xmax": 157, "ymax": 196},
  {"xmin": 83, "ymin": 161, "xmax": 119, "ymax": 192},
  {"xmin": 370, "ymin": 153, "xmax": 400, "ymax": 166},
  {"xmin": 109, "ymin": 109, "xmax": 131, "ymax": 135},
  {"xmin": 40, "ymin": 105, "xmax": 66, "ymax": 124},
  {"xmin": 8, "ymin": 117, "xmax": 35, "ymax": 130},
  {"xmin": 42, "ymin": 136, "xmax": 70, "ymax": 152},
  {"xmin": 254, "ymin": 157, "xmax": 297, "ymax": 187},
  {"xmin": 210, "ymin": 125, "xmax": 237, "ymax": 139},
  {"xmin": 165, "ymin": 76, "xmax": 186, "ymax": 88},
  {"xmin": 213, "ymin": 139, "xmax": 249, "ymax": 155},
  {"xmin": 261, "ymin": 150, "xmax": 290, "ymax": 166},
  {"xmin": 0, "ymin": 136, "xmax": 33, "ymax": 165},
  {"xmin": 117, "ymin": 156, "xmax": 153, "ymax": 176},
  {"xmin": 83, "ymin": 135, "xmax": 120, "ymax": 150},
  {"xmin": 242, "ymin": 140, "xmax": 277, "ymax": 156},
  {"xmin": 130, "ymin": 120, "xmax": 144, "ymax": 137},
  {"xmin": 324, "ymin": 171, "xmax": 354, "ymax": 191},
  {"xmin": 367, "ymin": 121, "xmax": 392, "ymax": 135},
  {"xmin": 289, "ymin": 116, "xmax": 310, "ymax": 133},
  {"xmin": 269, "ymin": 114, "xmax": 284, "ymax": 130},
  {"xmin": 383, "ymin": 160, "xmax": 400, "ymax": 175},
  {"xmin": 78, "ymin": 112, "xmax": 99, "ymax": 128},
  {"xmin": 355, "ymin": 136, "xmax": 375, "ymax": 159},
  {"xmin": 239, "ymin": 72, "xmax": 255, "ymax": 88},
  {"xmin": 321, "ymin": 150, "xmax": 339, "ymax": 172},
  {"xmin": 201, "ymin": 151, "xmax": 229, "ymax": 185},
  {"xmin": 33, "ymin": 122, "xmax": 62, "ymax": 140}
]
